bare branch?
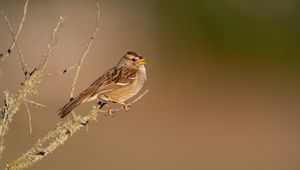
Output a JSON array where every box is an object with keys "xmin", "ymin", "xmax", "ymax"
[
  {"xmin": 0, "ymin": 11, "xmax": 27, "ymax": 74},
  {"xmin": 43, "ymin": 65, "xmax": 76, "ymax": 77},
  {"xmin": 70, "ymin": 2, "xmax": 100, "ymax": 100},
  {"xmin": 24, "ymin": 100, "xmax": 32, "ymax": 134},
  {"xmin": 0, "ymin": 17, "xmax": 65, "ymax": 161},
  {"xmin": 36, "ymin": 17, "xmax": 65, "ymax": 73},
  {"xmin": 0, "ymin": 0, "xmax": 28, "ymax": 63},
  {"xmin": 26, "ymin": 99, "xmax": 46, "ymax": 108},
  {"xmin": 3, "ymin": 89, "xmax": 149, "ymax": 170}
]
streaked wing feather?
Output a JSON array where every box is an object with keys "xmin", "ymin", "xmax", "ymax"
[{"xmin": 88, "ymin": 66, "xmax": 137, "ymax": 97}]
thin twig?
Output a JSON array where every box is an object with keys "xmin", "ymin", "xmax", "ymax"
[
  {"xmin": 26, "ymin": 99, "xmax": 46, "ymax": 108},
  {"xmin": 3, "ymin": 89, "xmax": 149, "ymax": 170},
  {"xmin": 24, "ymin": 100, "xmax": 32, "ymax": 134},
  {"xmin": 70, "ymin": 2, "xmax": 100, "ymax": 100},
  {"xmin": 43, "ymin": 65, "xmax": 76, "ymax": 77},
  {"xmin": 0, "ymin": 17, "xmax": 65, "ymax": 161},
  {"xmin": 129, "ymin": 89, "xmax": 149, "ymax": 105},
  {"xmin": 0, "ymin": 11, "xmax": 27, "ymax": 74},
  {"xmin": 36, "ymin": 17, "xmax": 65, "ymax": 73},
  {"xmin": 0, "ymin": 0, "xmax": 28, "ymax": 63}
]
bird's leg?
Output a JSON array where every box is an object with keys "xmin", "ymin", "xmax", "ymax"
[
  {"xmin": 97, "ymin": 100, "xmax": 113, "ymax": 117},
  {"xmin": 104, "ymin": 104, "xmax": 114, "ymax": 117},
  {"xmin": 97, "ymin": 100, "xmax": 106, "ymax": 109},
  {"xmin": 123, "ymin": 103, "xmax": 131, "ymax": 111},
  {"xmin": 110, "ymin": 100, "xmax": 131, "ymax": 111}
]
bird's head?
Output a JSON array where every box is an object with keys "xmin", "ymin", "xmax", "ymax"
[{"xmin": 118, "ymin": 51, "xmax": 146, "ymax": 69}]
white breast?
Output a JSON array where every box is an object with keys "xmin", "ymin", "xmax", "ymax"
[
  {"xmin": 122, "ymin": 65, "xmax": 147, "ymax": 101},
  {"xmin": 138, "ymin": 65, "xmax": 147, "ymax": 81}
]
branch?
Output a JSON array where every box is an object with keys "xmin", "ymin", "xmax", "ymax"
[
  {"xmin": 43, "ymin": 65, "xmax": 76, "ymax": 77},
  {"xmin": 23, "ymin": 100, "xmax": 32, "ymax": 134},
  {"xmin": 25, "ymin": 99, "xmax": 45, "ymax": 108},
  {"xmin": 36, "ymin": 17, "xmax": 65, "ymax": 73},
  {"xmin": 0, "ymin": 0, "xmax": 28, "ymax": 64},
  {"xmin": 0, "ymin": 17, "xmax": 64, "ymax": 161},
  {"xmin": 3, "ymin": 89, "xmax": 149, "ymax": 170},
  {"xmin": 0, "ymin": 11, "xmax": 27, "ymax": 74},
  {"xmin": 1, "ymin": 0, "xmax": 98, "ymax": 164},
  {"xmin": 69, "ymin": 2, "xmax": 100, "ymax": 100}
]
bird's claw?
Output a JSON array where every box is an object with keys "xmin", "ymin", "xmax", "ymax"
[
  {"xmin": 123, "ymin": 104, "xmax": 131, "ymax": 111},
  {"xmin": 103, "ymin": 104, "xmax": 115, "ymax": 117},
  {"xmin": 104, "ymin": 110, "xmax": 115, "ymax": 117}
]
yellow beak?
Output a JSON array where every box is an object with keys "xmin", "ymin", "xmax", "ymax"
[{"xmin": 139, "ymin": 58, "xmax": 147, "ymax": 65}]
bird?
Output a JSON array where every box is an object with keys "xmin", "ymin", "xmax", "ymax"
[{"xmin": 58, "ymin": 51, "xmax": 147, "ymax": 118}]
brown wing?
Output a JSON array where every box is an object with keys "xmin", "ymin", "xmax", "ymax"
[{"xmin": 84, "ymin": 66, "xmax": 137, "ymax": 99}]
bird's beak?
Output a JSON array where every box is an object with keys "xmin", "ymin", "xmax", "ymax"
[{"xmin": 139, "ymin": 58, "xmax": 146, "ymax": 65}]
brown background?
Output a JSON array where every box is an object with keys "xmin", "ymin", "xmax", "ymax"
[{"xmin": 1, "ymin": 0, "xmax": 300, "ymax": 170}]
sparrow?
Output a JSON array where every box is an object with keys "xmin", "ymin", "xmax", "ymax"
[{"xmin": 58, "ymin": 51, "xmax": 147, "ymax": 118}]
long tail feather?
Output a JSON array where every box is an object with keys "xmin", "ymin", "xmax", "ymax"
[{"xmin": 58, "ymin": 96, "xmax": 84, "ymax": 118}]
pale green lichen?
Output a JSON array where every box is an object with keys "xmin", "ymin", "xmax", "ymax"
[
  {"xmin": 0, "ymin": 16, "xmax": 65, "ymax": 161},
  {"xmin": 4, "ymin": 89, "xmax": 148, "ymax": 170}
]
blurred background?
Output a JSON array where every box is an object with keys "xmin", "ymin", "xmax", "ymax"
[{"xmin": 0, "ymin": 0, "xmax": 300, "ymax": 169}]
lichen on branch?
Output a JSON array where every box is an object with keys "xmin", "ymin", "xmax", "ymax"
[
  {"xmin": 0, "ymin": 16, "xmax": 65, "ymax": 161},
  {"xmin": 4, "ymin": 89, "xmax": 148, "ymax": 170}
]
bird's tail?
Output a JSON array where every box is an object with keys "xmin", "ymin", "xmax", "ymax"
[{"xmin": 58, "ymin": 95, "xmax": 85, "ymax": 118}]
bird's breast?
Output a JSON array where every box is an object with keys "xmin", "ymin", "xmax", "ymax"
[{"xmin": 106, "ymin": 65, "xmax": 146, "ymax": 102}]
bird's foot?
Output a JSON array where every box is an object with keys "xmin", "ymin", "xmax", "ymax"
[
  {"xmin": 104, "ymin": 110, "xmax": 114, "ymax": 117},
  {"xmin": 123, "ymin": 104, "xmax": 132, "ymax": 111},
  {"xmin": 102, "ymin": 103, "xmax": 115, "ymax": 117},
  {"xmin": 97, "ymin": 100, "xmax": 106, "ymax": 109}
]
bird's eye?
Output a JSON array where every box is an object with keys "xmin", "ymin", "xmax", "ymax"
[{"xmin": 131, "ymin": 58, "xmax": 136, "ymax": 62}]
